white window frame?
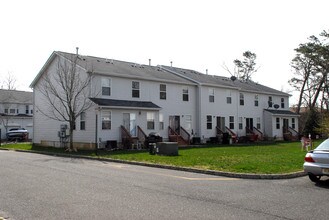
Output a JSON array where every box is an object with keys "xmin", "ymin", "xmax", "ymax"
[
  {"xmin": 209, "ymin": 88, "xmax": 215, "ymax": 103},
  {"xmin": 182, "ymin": 87, "xmax": 189, "ymax": 101},
  {"xmin": 102, "ymin": 78, "xmax": 111, "ymax": 96},
  {"xmin": 132, "ymin": 81, "xmax": 140, "ymax": 98},
  {"xmin": 255, "ymin": 95, "xmax": 259, "ymax": 107},
  {"xmin": 229, "ymin": 116, "xmax": 234, "ymax": 129},
  {"xmin": 239, "ymin": 93, "xmax": 244, "ymax": 106},
  {"xmin": 160, "ymin": 84, "xmax": 166, "ymax": 100},
  {"xmin": 238, "ymin": 117, "xmax": 243, "ymax": 130},
  {"xmin": 206, "ymin": 115, "xmax": 212, "ymax": 130},
  {"xmin": 159, "ymin": 113, "xmax": 164, "ymax": 130},
  {"xmin": 102, "ymin": 111, "xmax": 112, "ymax": 130},
  {"xmin": 147, "ymin": 112, "xmax": 155, "ymax": 130}
]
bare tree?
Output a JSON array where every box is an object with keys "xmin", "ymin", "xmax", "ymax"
[
  {"xmin": 1, "ymin": 73, "xmax": 17, "ymax": 90},
  {"xmin": 36, "ymin": 55, "xmax": 94, "ymax": 151}
]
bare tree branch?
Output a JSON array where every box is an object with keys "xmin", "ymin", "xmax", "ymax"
[{"xmin": 36, "ymin": 54, "xmax": 94, "ymax": 151}]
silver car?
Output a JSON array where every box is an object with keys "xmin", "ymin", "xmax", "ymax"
[{"xmin": 304, "ymin": 138, "xmax": 329, "ymax": 182}]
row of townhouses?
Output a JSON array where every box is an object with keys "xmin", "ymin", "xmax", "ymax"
[
  {"xmin": 30, "ymin": 51, "xmax": 299, "ymax": 149},
  {"xmin": 0, "ymin": 89, "xmax": 33, "ymax": 139}
]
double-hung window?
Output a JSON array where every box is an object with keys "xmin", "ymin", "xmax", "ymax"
[
  {"xmin": 147, "ymin": 112, "xmax": 155, "ymax": 130},
  {"xmin": 160, "ymin": 84, "xmax": 166, "ymax": 100},
  {"xmin": 80, "ymin": 112, "xmax": 86, "ymax": 130},
  {"xmin": 257, "ymin": 117, "xmax": 261, "ymax": 129},
  {"xmin": 276, "ymin": 118, "xmax": 280, "ymax": 129},
  {"xmin": 281, "ymin": 98, "xmax": 285, "ymax": 108},
  {"xmin": 255, "ymin": 95, "xmax": 259, "ymax": 106},
  {"xmin": 229, "ymin": 116, "xmax": 234, "ymax": 129},
  {"xmin": 209, "ymin": 88, "xmax": 214, "ymax": 103},
  {"xmin": 268, "ymin": 96, "xmax": 273, "ymax": 107},
  {"xmin": 132, "ymin": 81, "xmax": 140, "ymax": 98},
  {"xmin": 182, "ymin": 87, "xmax": 189, "ymax": 101},
  {"xmin": 206, "ymin": 115, "xmax": 212, "ymax": 129},
  {"xmin": 102, "ymin": 111, "xmax": 111, "ymax": 130},
  {"xmin": 238, "ymin": 117, "xmax": 243, "ymax": 130},
  {"xmin": 240, "ymin": 93, "xmax": 244, "ymax": 106},
  {"xmin": 102, "ymin": 78, "xmax": 111, "ymax": 96}
]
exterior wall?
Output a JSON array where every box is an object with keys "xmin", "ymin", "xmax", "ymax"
[
  {"xmin": 199, "ymin": 84, "xmax": 291, "ymax": 140},
  {"xmin": 33, "ymin": 56, "xmax": 96, "ymax": 148},
  {"xmin": 32, "ymin": 53, "xmax": 296, "ymax": 147},
  {"xmin": 94, "ymin": 74, "xmax": 197, "ymax": 143}
]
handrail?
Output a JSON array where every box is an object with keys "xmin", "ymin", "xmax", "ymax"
[
  {"xmin": 288, "ymin": 126, "xmax": 298, "ymax": 136},
  {"xmin": 180, "ymin": 126, "xmax": 190, "ymax": 144},
  {"xmin": 225, "ymin": 126, "xmax": 237, "ymax": 143},
  {"xmin": 137, "ymin": 126, "xmax": 147, "ymax": 141},
  {"xmin": 168, "ymin": 126, "xmax": 178, "ymax": 136},
  {"xmin": 121, "ymin": 125, "xmax": 133, "ymax": 148},
  {"xmin": 216, "ymin": 126, "xmax": 224, "ymax": 135},
  {"xmin": 225, "ymin": 126, "xmax": 236, "ymax": 137},
  {"xmin": 253, "ymin": 127, "xmax": 263, "ymax": 136},
  {"xmin": 245, "ymin": 126, "xmax": 254, "ymax": 135},
  {"xmin": 253, "ymin": 127, "xmax": 263, "ymax": 140}
]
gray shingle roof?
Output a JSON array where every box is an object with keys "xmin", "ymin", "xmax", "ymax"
[
  {"xmin": 264, "ymin": 109, "xmax": 299, "ymax": 116},
  {"xmin": 162, "ymin": 66, "xmax": 289, "ymax": 96},
  {"xmin": 90, "ymin": 98, "xmax": 161, "ymax": 109},
  {"xmin": 0, "ymin": 89, "xmax": 32, "ymax": 104},
  {"xmin": 57, "ymin": 52, "xmax": 194, "ymax": 85}
]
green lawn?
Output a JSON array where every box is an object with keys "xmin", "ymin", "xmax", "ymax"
[{"xmin": 0, "ymin": 141, "xmax": 318, "ymax": 174}]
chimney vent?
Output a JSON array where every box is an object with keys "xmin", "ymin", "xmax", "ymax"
[
  {"xmin": 206, "ymin": 69, "xmax": 208, "ymax": 75},
  {"xmin": 170, "ymin": 61, "xmax": 173, "ymax": 67},
  {"xmin": 149, "ymin": 59, "xmax": 151, "ymax": 66},
  {"xmin": 76, "ymin": 47, "xmax": 79, "ymax": 55}
]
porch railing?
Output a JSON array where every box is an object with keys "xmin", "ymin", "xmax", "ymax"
[
  {"xmin": 288, "ymin": 127, "xmax": 299, "ymax": 137},
  {"xmin": 225, "ymin": 126, "xmax": 237, "ymax": 143},
  {"xmin": 253, "ymin": 127, "xmax": 263, "ymax": 140},
  {"xmin": 137, "ymin": 126, "xmax": 147, "ymax": 142},
  {"xmin": 121, "ymin": 125, "xmax": 137, "ymax": 149},
  {"xmin": 180, "ymin": 126, "xmax": 191, "ymax": 144},
  {"xmin": 216, "ymin": 126, "xmax": 224, "ymax": 136}
]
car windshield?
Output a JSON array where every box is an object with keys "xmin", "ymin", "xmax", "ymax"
[{"xmin": 315, "ymin": 139, "xmax": 329, "ymax": 151}]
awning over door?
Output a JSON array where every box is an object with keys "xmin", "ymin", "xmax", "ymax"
[{"xmin": 90, "ymin": 98, "xmax": 161, "ymax": 110}]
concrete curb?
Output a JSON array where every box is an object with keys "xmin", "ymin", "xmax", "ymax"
[{"xmin": 0, "ymin": 148, "xmax": 307, "ymax": 179}]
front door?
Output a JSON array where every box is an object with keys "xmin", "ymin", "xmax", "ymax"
[
  {"xmin": 123, "ymin": 113, "xmax": 136, "ymax": 136},
  {"xmin": 169, "ymin": 116, "xmax": 180, "ymax": 134},
  {"xmin": 216, "ymin": 116, "xmax": 225, "ymax": 132},
  {"xmin": 246, "ymin": 118, "xmax": 253, "ymax": 134}
]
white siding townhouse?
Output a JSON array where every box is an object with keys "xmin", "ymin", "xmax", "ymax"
[
  {"xmin": 0, "ymin": 89, "xmax": 33, "ymax": 140},
  {"xmin": 30, "ymin": 51, "xmax": 299, "ymax": 149}
]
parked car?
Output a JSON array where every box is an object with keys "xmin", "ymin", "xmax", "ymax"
[
  {"xmin": 303, "ymin": 138, "xmax": 329, "ymax": 182},
  {"xmin": 6, "ymin": 128, "xmax": 29, "ymax": 141}
]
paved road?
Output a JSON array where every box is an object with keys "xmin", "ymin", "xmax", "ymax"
[{"xmin": 0, "ymin": 150, "xmax": 328, "ymax": 220}]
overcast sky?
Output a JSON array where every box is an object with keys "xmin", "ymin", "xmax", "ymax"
[{"xmin": 0, "ymin": 0, "xmax": 328, "ymax": 105}]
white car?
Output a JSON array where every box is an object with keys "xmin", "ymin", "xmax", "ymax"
[
  {"xmin": 303, "ymin": 138, "xmax": 329, "ymax": 182},
  {"xmin": 6, "ymin": 128, "xmax": 28, "ymax": 141}
]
